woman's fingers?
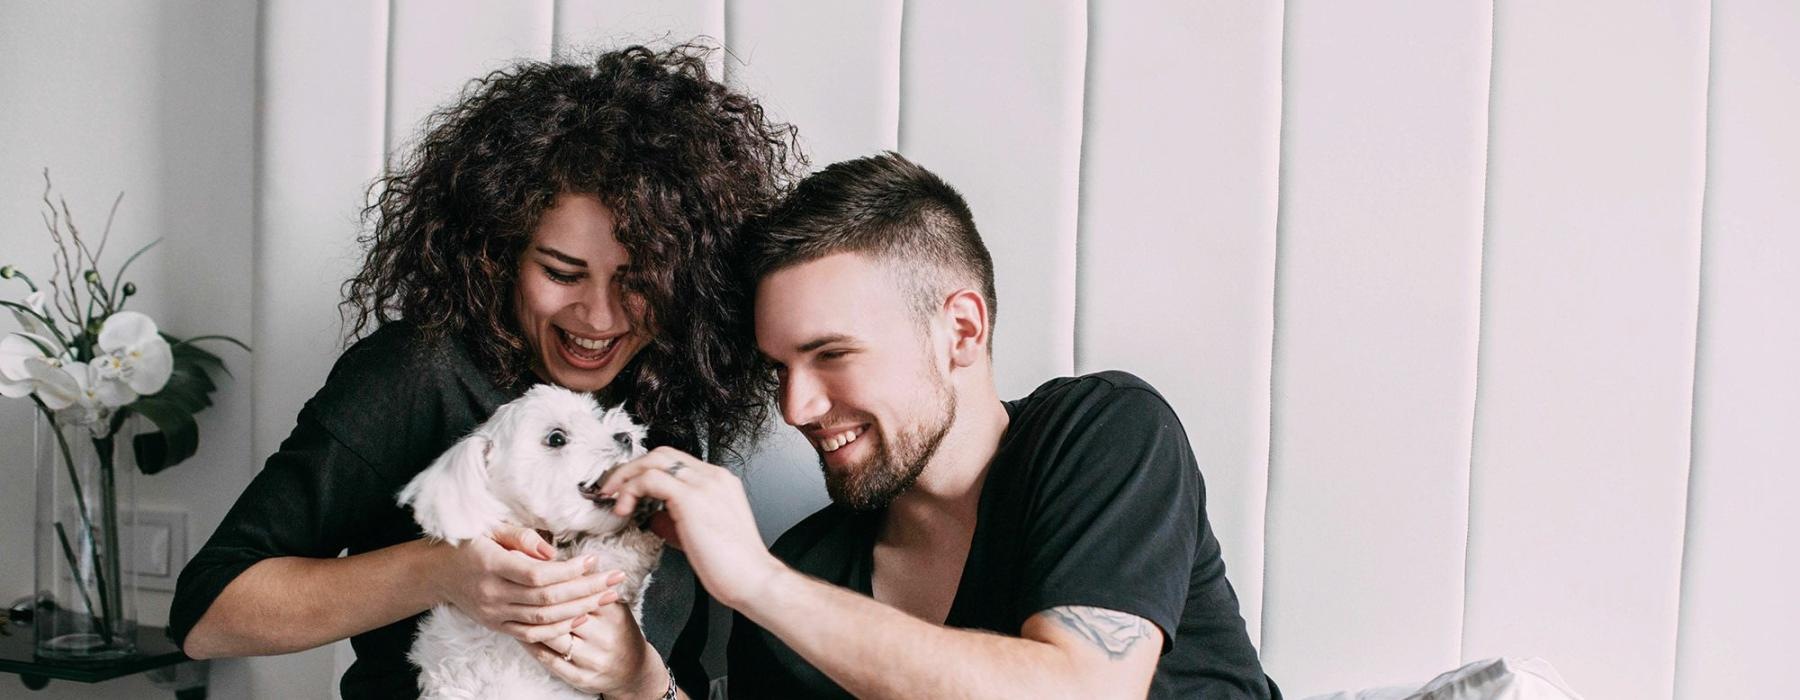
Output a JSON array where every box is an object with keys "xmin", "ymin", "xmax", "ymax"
[
  {"xmin": 505, "ymin": 588, "xmax": 620, "ymax": 626},
  {"xmin": 494, "ymin": 551, "xmax": 596, "ymax": 587},
  {"xmin": 500, "ymin": 585, "xmax": 618, "ymax": 642},
  {"xmin": 504, "ymin": 611, "xmax": 589, "ymax": 644},
  {"xmin": 523, "ymin": 641, "xmax": 589, "ymax": 684},
  {"xmin": 520, "ymin": 569, "xmax": 626, "ymax": 606},
  {"xmin": 490, "ymin": 525, "xmax": 556, "ymax": 560},
  {"xmin": 568, "ymin": 602, "xmax": 631, "ymax": 642}
]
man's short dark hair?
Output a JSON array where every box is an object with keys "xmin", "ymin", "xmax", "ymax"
[{"xmin": 749, "ymin": 152, "xmax": 998, "ymax": 336}]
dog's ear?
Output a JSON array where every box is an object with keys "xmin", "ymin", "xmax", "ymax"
[{"xmin": 398, "ymin": 432, "xmax": 508, "ymax": 544}]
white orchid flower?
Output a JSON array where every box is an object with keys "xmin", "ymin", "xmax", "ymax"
[
  {"xmin": 23, "ymin": 356, "xmax": 108, "ymax": 427},
  {"xmin": 12, "ymin": 290, "xmax": 52, "ymax": 336},
  {"xmin": 0, "ymin": 332, "xmax": 51, "ymax": 398},
  {"xmin": 92, "ymin": 311, "xmax": 173, "ymax": 405}
]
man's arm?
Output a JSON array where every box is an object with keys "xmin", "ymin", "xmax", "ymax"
[
  {"xmin": 602, "ymin": 448, "xmax": 1162, "ymax": 699},
  {"xmin": 747, "ymin": 564, "xmax": 1161, "ymax": 699}
]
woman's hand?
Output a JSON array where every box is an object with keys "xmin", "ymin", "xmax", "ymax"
[
  {"xmin": 428, "ymin": 525, "xmax": 625, "ymax": 646},
  {"xmin": 524, "ymin": 601, "xmax": 672, "ymax": 699}
]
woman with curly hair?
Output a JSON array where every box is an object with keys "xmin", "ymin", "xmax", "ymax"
[{"xmin": 169, "ymin": 45, "xmax": 802, "ymax": 699}]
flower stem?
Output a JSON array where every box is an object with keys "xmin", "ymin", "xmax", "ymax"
[
  {"xmin": 52, "ymin": 522, "xmax": 111, "ymax": 642},
  {"xmin": 94, "ymin": 433, "xmax": 124, "ymax": 645},
  {"xmin": 34, "ymin": 399, "xmax": 120, "ymax": 646}
]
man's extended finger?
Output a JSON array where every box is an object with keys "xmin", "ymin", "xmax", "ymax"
[
  {"xmin": 495, "ymin": 553, "xmax": 598, "ymax": 587},
  {"xmin": 612, "ymin": 467, "xmax": 690, "ymax": 512},
  {"xmin": 599, "ymin": 451, "xmax": 673, "ymax": 494}
]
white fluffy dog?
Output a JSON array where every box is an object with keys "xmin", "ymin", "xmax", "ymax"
[{"xmin": 399, "ymin": 384, "xmax": 664, "ymax": 699}]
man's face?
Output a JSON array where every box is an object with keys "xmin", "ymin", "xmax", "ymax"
[{"xmin": 755, "ymin": 253, "xmax": 956, "ymax": 510}]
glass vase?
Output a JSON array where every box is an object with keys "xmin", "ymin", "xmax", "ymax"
[{"xmin": 33, "ymin": 409, "xmax": 140, "ymax": 660}]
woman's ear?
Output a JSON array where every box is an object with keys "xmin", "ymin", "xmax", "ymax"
[
  {"xmin": 942, "ymin": 288, "xmax": 991, "ymax": 368},
  {"xmin": 398, "ymin": 433, "xmax": 508, "ymax": 544}
]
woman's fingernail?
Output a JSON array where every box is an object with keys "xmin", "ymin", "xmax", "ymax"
[
  {"xmin": 606, "ymin": 571, "xmax": 626, "ymax": 584},
  {"xmin": 571, "ymin": 614, "xmax": 589, "ymax": 628},
  {"xmin": 583, "ymin": 556, "xmax": 598, "ymax": 572}
]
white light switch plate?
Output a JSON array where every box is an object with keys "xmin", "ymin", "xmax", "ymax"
[{"xmin": 126, "ymin": 509, "xmax": 187, "ymax": 592}]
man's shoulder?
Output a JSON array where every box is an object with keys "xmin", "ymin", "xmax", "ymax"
[
  {"xmin": 1011, "ymin": 370, "xmax": 1179, "ymax": 426},
  {"xmin": 1001, "ymin": 370, "xmax": 1196, "ymax": 490}
]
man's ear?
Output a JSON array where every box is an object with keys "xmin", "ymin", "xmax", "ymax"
[
  {"xmin": 397, "ymin": 432, "xmax": 508, "ymax": 544},
  {"xmin": 942, "ymin": 288, "xmax": 991, "ymax": 368}
]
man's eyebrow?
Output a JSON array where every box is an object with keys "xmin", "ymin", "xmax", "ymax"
[
  {"xmin": 535, "ymin": 246, "xmax": 587, "ymax": 268},
  {"xmin": 796, "ymin": 334, "xmax": 857, "ymax": 353}
]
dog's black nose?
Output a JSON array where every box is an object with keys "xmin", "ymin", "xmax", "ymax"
[{"xmin": 613, "ymin": 432, "xmax": 633, "ymax": 450}]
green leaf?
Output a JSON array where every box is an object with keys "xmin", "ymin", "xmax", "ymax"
[
  {"xmin": 176, "ymin": 334, "xmax": 252, "ymax": 354},
  {"xmin": 130, "ymin": 397, "xmax": 199, "ymax": 475},
  {"xmin": 147, "ymin": 368, "xmax": 212, "ymax": 414},
  {"xmin": 166, "ymin": 334, "xmax": 232, "ymax": 378}
]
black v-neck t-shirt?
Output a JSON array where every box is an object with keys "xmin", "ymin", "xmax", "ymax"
[
  {"xmin": 726, "ymin": 371, "xmax": 1279, "ymax": 698},
  {"xmin": 167, "ymin": 321, "xmax": 712, "ymax": 699}
]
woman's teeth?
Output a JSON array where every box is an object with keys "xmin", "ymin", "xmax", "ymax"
[
  {"xmin": 821, "ymin": 426, "xmax": 865, "ymax": 453},
  {"xmin": 561, "ymin": 329, "xmax": 614, "ymax": 356}
]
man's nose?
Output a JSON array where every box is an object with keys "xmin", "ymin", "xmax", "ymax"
[{"xmin": 780, "ymin": 370, "xmax": 828, "ymax": 427}]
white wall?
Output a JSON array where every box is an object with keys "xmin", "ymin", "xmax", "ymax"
[{"xmin": 1, "ymin": 2, "xmax": 1795, "ymax": 699}]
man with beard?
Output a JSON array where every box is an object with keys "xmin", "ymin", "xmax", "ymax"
[{"xmin": 597, "ymin": 153, "xmax": 1278, "ymax": 699}]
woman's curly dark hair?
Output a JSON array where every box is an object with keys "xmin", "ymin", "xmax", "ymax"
[{"xmin": 342, "ymin": 44, "xmax": 803, "ymax": 461}]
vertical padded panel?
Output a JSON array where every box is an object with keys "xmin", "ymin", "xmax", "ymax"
[
  {"xmin": 725, "ymin": 0, "xmax": 901, "ymax": 165},
  {"xmin": 258, "ymin": 6, "xmax": 389, "ymax": 693},
  {"xmin": 554, "ymin": 0, "xmax": 725, "ymax": 73},
  {"xmin": 1076, "ymin": 1, "xmax": 1282, "ymax": 646},
  {"xmin": 898, "ymin": 0, "xmax": 1086, "ymax": 399},
  {"xmin": 258, "ymin": 0, "xmax": 388, "ymax": 488},
  {"xmin": 1262, "ymin": 2, "xmax": 1491, "ymax": 695},
  {"xmin": 386, "ymin": 0, "xmax": 552, "ymax": 159},
  {"xmin": 725, "ymin": 0, "xmax": 903, "ymax": 542},
  {"xmin": 1674, "ymin": 1, "xmax": 1800, "ymax": 698},
  {"xmin": 1465, "ymin": 3, "xmax": 1708, "ymax": 699}
]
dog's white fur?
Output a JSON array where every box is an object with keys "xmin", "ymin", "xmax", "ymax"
[{"xmin": 399, "ymin": 384, "xmax": 663, "ymax": 699}]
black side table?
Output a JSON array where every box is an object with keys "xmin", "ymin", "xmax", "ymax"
[{"xmin": 0, "ymin": 616, "xmax": 208, "ymax": 699}]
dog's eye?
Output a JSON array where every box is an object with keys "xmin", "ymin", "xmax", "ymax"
[
  {"xmin": 545, "ymin": 429, "xmax": 568, "ymax": 449},
  {"xmin": 613, "ymin": 432, "xmax": 633, "ymax": 450}
]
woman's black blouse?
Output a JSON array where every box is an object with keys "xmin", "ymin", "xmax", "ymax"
[{"xmin": 168, "ymin": 321, "xmax": 709, "ymax": 699}]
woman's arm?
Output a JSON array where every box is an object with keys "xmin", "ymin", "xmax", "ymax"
[{"xmin": 183, "ymin": 528, "xmax": 622, "ymax": 659}]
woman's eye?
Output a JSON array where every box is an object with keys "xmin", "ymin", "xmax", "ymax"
[
  {"xmin": 819, "ymin": 350, "xmax": 848, "ymax": 361},
  {"xmin": 545, "ymin": 429, "xmax": 568, "ymax": 448},
  {"xmin": 544, "ymin": 267, "xmax": 581, "ymax": 284}
]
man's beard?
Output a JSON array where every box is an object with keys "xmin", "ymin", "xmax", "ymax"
[{"xmin": 823, "ymin": 376, "xmax": 956, "ymax": 511}]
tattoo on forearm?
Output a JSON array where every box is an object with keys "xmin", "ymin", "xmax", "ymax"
[{"xmin": 1043, "ymin": 606, "xmax": 1151, "ymax": 660}]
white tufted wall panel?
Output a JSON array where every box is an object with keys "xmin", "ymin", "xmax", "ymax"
[
  {"xmin": 1262, "ymin": 2, "xmax": 1493, "ymax": 693},
  {"xmin": 4, "ymin": 2, "xmax": 1798, "ymax": 699},
  {"xmin": 1463, "ymin": 3, "xmax": 1710, "ymax": 699},
  {"xmin": 1076, "ymin": 0, "xmax": 1283, "ymax": 648},
  {"xmin": 1673, "ymin": 1, "xmax": 1800, "ymax": 698}
]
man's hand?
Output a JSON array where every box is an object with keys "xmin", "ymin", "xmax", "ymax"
[
  {"xmin": 428, "ymin": 525, "xmax": 626, "ymax": 645},
  {"xmin": 598, "ymin": 447, "xmax": 786, "ymax": 608}
]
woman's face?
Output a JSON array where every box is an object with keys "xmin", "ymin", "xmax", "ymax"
[{"xmin": 514, "ymin": 193, "xmax": 649, "ymax": 393}]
